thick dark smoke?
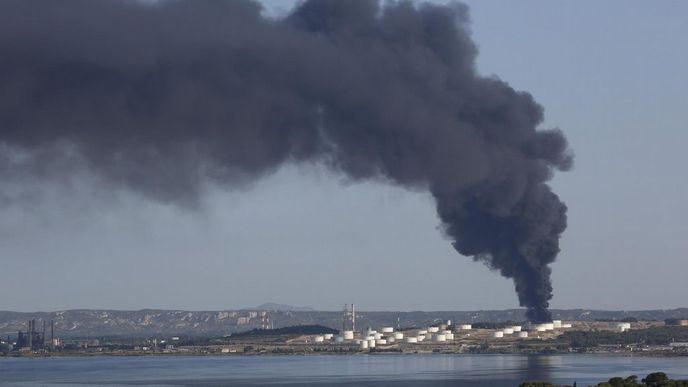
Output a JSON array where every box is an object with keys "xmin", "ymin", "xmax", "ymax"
[{"xmin": 0, "ymin": 0, "xmax": 571, "ymax": 322}]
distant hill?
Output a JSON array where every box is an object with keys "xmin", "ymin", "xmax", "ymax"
[
  {"xmin": 255, "ymin": 303, "xmax": 314, "ymax": 312},
  {"xmin": 1, "ymin": 308, "xmax": 686, "ymax": 339}
]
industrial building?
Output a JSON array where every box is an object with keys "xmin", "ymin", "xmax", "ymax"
[{"xmin": 14, "ymin": 319, "xmax": 55, "ymax": 351}]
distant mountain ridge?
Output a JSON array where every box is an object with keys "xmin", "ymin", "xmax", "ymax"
[
  {"xmin": 255, "ymin": 303, "xmax": 314, "ymax": 312},
  {"xmin": 1, "ymin": 308, "xmax": 686, "ymax": 339}
]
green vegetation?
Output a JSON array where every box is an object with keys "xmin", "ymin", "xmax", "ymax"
[
  {"xmin": 471, "ymin": 321, "xmax": 523, "ymax": 329},
  {"xmin": 557, "ymin": 327, "xmax": 688, "ymax": 348},
  {"xmin": 519, "ymin": 372, "xmax": 688, "ymax": 387},
  {"xmin": 595, "ymin": 318, "xmax": 639, "ymax": 323},
  {"xmin": 230, "ymin": 324, "xmax": 338, "ymax": 337}
]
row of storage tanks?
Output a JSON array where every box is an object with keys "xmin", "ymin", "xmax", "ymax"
[
  {"xmin": 311, "ymin": 323, "xmax": 468, "ymax": 348},
  {"xmin": 358, "ymin": 325, "xmax": 463, "ymax": 349},
  {"xmin": 312, "ymin": 319, "xmax": 580, "ymax": 346},
  {"xmin": 492, "ymin": 320, "xmax": 573, "ymax": 338}
]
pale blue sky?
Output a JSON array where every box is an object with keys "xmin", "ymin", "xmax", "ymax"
[{"xmin": 1, "ymin": 1, "xmax": 686, "ymax": 312}]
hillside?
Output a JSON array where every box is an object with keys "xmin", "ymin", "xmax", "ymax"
[{"xmin": 1, "ymin": 308, "xmax": 686, "ymax": 338}]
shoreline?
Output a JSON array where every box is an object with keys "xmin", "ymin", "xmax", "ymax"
[{"xmin": 3, "ymin": 350, "xmax": 687, "ymax": 359}]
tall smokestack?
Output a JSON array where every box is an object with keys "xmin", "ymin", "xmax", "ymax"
[
  {"xmin": 27, "ymin": 320, "xmax": 33, "ymax": 349},
  {"xmin": 0, "ymin": 0, "xmax": 571, "ymax": 322}
]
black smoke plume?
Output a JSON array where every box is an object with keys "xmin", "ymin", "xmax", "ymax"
[{"xmin": 0, "ymin": 0, "xmax": 571, "ymax": 322}]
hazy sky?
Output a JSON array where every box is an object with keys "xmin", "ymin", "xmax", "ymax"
[{"xmin": 1, "ymin": 0, "xmax": 687, "ymax": 312}]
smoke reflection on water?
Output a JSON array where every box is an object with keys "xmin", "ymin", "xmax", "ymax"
[{"xmin": 524, "ymin": 355, "xmax": 554, "ymax": 383}]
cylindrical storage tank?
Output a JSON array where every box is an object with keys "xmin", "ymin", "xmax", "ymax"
[
  {"xmin": 314, "ymin": 336, "xmax": 324, "ymax": 343},
  {"xmin": 503, "ymin": 328, "xmax": 514, "ymax": 335},
  {"xmin": 518, "ymin": 331, "xmax": 529, "ymax": 338},
  {"xmin": 536, "ymin": 325, "xmax": 546, "ymax": 332},
  {"xmin": 493, "ymin": 331, "xmax": 504, "ymax": 338},
  {"xmin": 544, "ymin": 323, "xmax": 554, "ymax": 330},
  {"xmin": 428, "ymin": 327, "xmax": 439, "ymax": 333},
  {"xmin": 512, "ymin": 326, "xmax": 522, "ymax": 332},
  {"xmin": 381, "ymin": 327, "xmax": 394, "ymax": 333},
  {"xmin": 562, "ymin": 324, "xmax": 572, "ymax": 328},
  {"xmin": 324, "ymin": 334, "xmax": 334, "ymax": 340},
  {"xmin": 365, "ymin": 336, "xmax": 375, "ymax": 341},
  {"xmin": 360, "ymin": 340, "xmax": 369, "ymax": 349},
  {"xmin": 387, "ymin": 337, "xmax": 395, "ymax": 343},
  {"xmin": 376, "ymin": 339, "xmax": 387, "ymax": 345},
  {"xmin": 367, "ymin": 329, "xmax": 376, "ymax": 335},
  {"xmin": 417, "ymin": 335, "xmax": 425, "ymax": 342},
  {"xmin": 394, "ymin": 333, "xmax": 404, "ymax": 340},
  {"xmin": 459, "ymin": 324, "xmax": 472, "ymax": 330},
  {"xmin": 433, "ymin": 334, "xmax": 446, "ymax": 342},
  {"xmin": 445, "ymin": 333, "xmax": 454, "ymax": 340},
  {"xmin": 406, "ymin": 337, "xmax": 418, "ymax": 343},
  {"xmin": 373, "ymin": 333, "xmax": 382, "ymax": 340},
  {"xmin": 334, "ymin": 336, "xmax": 344, "ymax": 343},
  {"xmin": 553, "ymin": 320, "xmax": 562, "ymax": 328},
  {"xmin": 418, "ymin": 330, "xmax": 428, "ymax": 335},
  {"xmin": 368, "ymin": 339, "xmax": 376, "ymax": 348},
  {"xmin": 447, "ymin": 320, "xmax": 452, "ymax": 326},
  {"xmin": 343, "ymin": 331, "xmax": 354, "ymax": 340},
  {"xmin": 442, "ymin": 330, "xmax": 452, "ymax": 335}
]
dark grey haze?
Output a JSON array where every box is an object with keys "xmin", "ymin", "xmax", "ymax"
[{"xmin": 0, "ymin": 0, "xmax": 572, "ymax": 322}]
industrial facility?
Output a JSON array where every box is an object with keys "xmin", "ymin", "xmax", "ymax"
[
  {"xmin": 286, "ymin": 305, "xmax": 584, "ymax": 352},
  {"xmin": 9, "ymin": 319, "xmax": 58, "ymax": 352}
]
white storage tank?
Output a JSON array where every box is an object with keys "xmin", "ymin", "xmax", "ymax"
[
  {"xmin": 343, "ymin": 331, "xmax": 355, "ymax": 340},
  {"xmin": 433, "ymin": 334, "xmax": 446, "ymax": 342},
  {"xmin": 394, "ymin": 333, "xmax": 404, "ymax": 340},
  {"xmin": 376, "ymin": 339, "xmax": 387, "ymax": 345},
  {"xmin": 360, "ymin": 340, "xmax": 369, "ymax": 349},
  {"xmin": 553, "ymin": 320, "xmax": 562, "ymax": 328},
  {"xmin": 518, "ymin": 331, "xmax": 529, "ymax": 338},
  {"xmin": 544, "ymin": 323, "xmax": 554, "ymax": 330},
  {"xmin": 428, "ymin": 327, "xmax": 439, "ymax": 333},
  {"xmin": 373, "ymin": 333, "xmax": 382, "ymax": 340},
  {"xmin": 493, "ymin": 331, "xmax": 504, "ymax": 338},
  {"xmin": 512, "ymin": 326, "xmax": 522, "ymax": 332},
  {"xmin": 459, "ymin": 324, "xmax": 472, "ymax": 330},
  {"xmin": 614, "ymin": 323, "xmax": 631, "ymax": 332},
  {"xmin": 387, "ymin": 337, "xmax": 395, "ymax": 343},
  {"xmin": 503, "ymin": 328, "xmax": 514, "ymax": 335},
  {"xmin": 365, "ymin": 336, "xmax": 375, "ymax": 341},
  {"xmin": 314, "ymin": 336, "xmax": 324, "ymax": 343},
  {"xmin": 368, "ymin": 339, "xmax": 376, "ymax": 348},
  {"xmin": 536, "ymin": 325, "xmax": 547, "ymax": 332},
  {"xmin": 324, "ymin": 334, "xmax": 334, "ymax": 340},
  {"xmin": 562, "ymin": 324, "xmax": 572, "ymax": 329},
  {"xmin": 445, "ymin": 333, "xmax": 454, "ymax": 340},
  {"xmin": 406, "ymin": 337, "xmax": 418, "ymax": 343},
  {"xmin": 381, "ymin": 327, "xmax": 394, "ymax": 333},
  {"xmin": 417, "ymin": 335, "xmax": 425, "ymax": 342},
  {"xmin": 418, "ymin": 330, "xmax": 428, "ymax": 335}
]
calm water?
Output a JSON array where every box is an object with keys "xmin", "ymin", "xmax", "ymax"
[{"xmin": 1, "ymin": 354, "xmax": 687, "ymax": 386}]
